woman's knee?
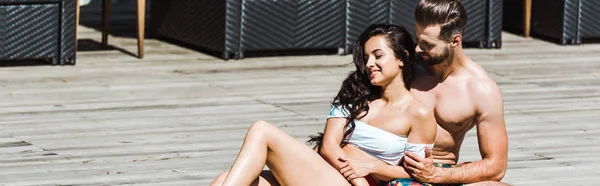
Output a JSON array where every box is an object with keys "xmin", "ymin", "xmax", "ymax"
[
  {"xmin": 247, "ymin": 120, "xmax": 281, "ymax": 145},
  {"xmin": 244, "ymin": 120, "xmax": 274, "ymax": 142},
  {"xmin": 210, "ymin": 171, "xmax": 229, "ymax": 186},
  {"xmin": 252, "ymin": 120, "xmax": 273, "ymax": 129},
  {"xmin": 249, "ymin": 120, "xmax": 274, "ymax": 134}
]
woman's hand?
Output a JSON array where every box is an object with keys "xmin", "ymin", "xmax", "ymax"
[{"xmin": 337, "ymin": 156, "xmax": 376, "ymax": 180}]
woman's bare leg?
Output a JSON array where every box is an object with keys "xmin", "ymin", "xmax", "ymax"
[
  {"xmin": 466, "ymin": 181, "xmax": 511, "ymax": 186},
  {"xmin": 210, "ymin": 171, "xmax": 279, "ymax": 186},
  {"xmin": 221, "ymin": 120, "xmax": 351, "ymax": 186}
]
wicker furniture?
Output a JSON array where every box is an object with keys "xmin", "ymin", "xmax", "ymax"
[{"xmin": 0, "ymin": 0, "xmax": 77, "ymax": 65}]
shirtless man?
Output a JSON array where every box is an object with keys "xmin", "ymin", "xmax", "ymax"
[
  {"xmin": 211, "ymin": 0, "xmax": 508, "ymax": 184},
  {"xmin": 311, "ymin": 2, "xmax": 508, "ymax": 183},
  {"xmin": 394, "ymin": 0, "xmax": 509, "ymax": 185}
]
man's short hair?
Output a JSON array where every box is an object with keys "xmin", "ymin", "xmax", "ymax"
[{"xmin": 415, "ymin": 0, "xmax": 468, "ymax": 41}]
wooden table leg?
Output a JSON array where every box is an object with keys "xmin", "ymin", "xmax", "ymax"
[
  {"xmin": 137, "ymin": 0, "xmax": 145, "ymax": 59},
  {"xmin": 524, "ymin": 0, "xmax": 532, "ymax": 37},
  {"xmin": 102, "ymin": 0, "xmax": 111, "ymax": 49}
]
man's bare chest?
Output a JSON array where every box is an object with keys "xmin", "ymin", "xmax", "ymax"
[{"xmin": 433, "ymin": 90, "xmax": 477, "ymax": 131}]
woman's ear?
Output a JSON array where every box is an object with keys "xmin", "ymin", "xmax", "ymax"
[
  {"xmin": 398, "ymin": 59, "xmax": 404, "ymax": 67},
  {"xmin": 398, "ymin": 50, "xmax": 409, "ymax": 67}
]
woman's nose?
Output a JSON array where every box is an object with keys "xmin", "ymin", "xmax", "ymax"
[{"xmin": 365, "ymin": 58, "xmax": 375, "ymax": 67}]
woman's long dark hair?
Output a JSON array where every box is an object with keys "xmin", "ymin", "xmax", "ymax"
[{"xmin": 308, "ymin": 24, "xmax": 416, "ymax": 151}]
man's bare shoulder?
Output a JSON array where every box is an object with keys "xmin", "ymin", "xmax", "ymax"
[
  {"xmin": 465, "ymin": 62, "xmax": 501, "ymax": 97},
  {"xmin": 464, "ymin": 61, "xmax": 504, "ymax": 115}
]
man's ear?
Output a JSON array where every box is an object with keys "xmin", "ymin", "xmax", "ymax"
[{"xmin": 451, "ymin": 34, "xmax": 462, "ymax": 47}]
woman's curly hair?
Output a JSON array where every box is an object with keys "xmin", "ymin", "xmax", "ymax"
[{"xmin": 308, "ymin": 24, "xmax": 417, "ymax": 150}]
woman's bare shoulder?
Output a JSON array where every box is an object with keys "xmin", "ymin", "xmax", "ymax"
[{"xmin": 407, "ymin": 98, "xmax": 433, "ymax": 120}]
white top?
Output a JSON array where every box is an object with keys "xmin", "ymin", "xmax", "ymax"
[{"xmin": 328, "ymin": 104, "xmax": 433, "ymax": 165}]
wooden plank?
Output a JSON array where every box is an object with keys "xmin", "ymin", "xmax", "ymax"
[{"xmin": 0, "ymin": 3, "xmax": 598, "ymax": 185}]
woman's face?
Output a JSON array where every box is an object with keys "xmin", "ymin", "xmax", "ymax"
[{"xmin": 364, "ymin": 36, "xmax": 403, "ymax": 87}]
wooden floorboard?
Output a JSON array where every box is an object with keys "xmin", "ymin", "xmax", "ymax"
[{"xmin": 0, "ymin": 2, "xmax": 599, "ymax": 185}]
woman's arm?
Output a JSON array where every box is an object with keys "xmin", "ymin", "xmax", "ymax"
[
  {"xmin": 369, "ymin": 106, "xmax": 437, "ymax": 181},
  {"xmin": 339, "ymin": 144, "xmax": 411, "ymax": 182},
  {"xmin": 406, "ymin": 105, "xmax": 437, "ymax": 146},
  {"xmin": 321, "ymin": 118, "xmax": 370, "ymax": 186},
  {"xmin": 320, "ymin": 117, "xmax": 349, "ymax": 167},
  {"xmin": 319, "ymin": 118, "xmax": 368, "ymax": 186}
]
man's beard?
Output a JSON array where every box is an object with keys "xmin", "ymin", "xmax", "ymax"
[{"xmin": 417, "ymin": 47, "xmax": 450, "ymax": 66}]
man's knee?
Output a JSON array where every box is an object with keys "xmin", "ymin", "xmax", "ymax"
[{"xmin": 210, "ymin": 171, "xmax": 229, "ymax": 186}]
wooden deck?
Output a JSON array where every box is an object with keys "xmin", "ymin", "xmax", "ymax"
[{"xmin": 1, "ymin": 3, "xmax": 600, "ymax": 186}]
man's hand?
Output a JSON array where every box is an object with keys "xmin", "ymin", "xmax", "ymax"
[
  {"xmin": 337, "ymin": 156, "xmax": 376, "ymax": 181},
  {"xmin": 402, "ymin": 146, "xmax": 440, "ymax": 183}
]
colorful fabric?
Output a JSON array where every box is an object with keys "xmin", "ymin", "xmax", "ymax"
[{"xmin": 380, "ymin": 162, "xmax": 470, "ymax": 186}]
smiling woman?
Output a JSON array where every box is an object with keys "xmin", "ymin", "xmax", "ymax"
[{"xmin": 210, "ymin": 24, "xmax": 436, "ymax": 186}]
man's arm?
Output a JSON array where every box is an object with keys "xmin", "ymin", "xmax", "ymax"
[
  {"xmin": 448, "ymin": 80, "xmax": 508, "ymax": 182},
  {"xmin": 404, "ymin": 80, "xmax": 508, "ymax": 183},
  {"xmin": 440, "ymin": 80, "xmax": 508, "ymax": 183}
]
